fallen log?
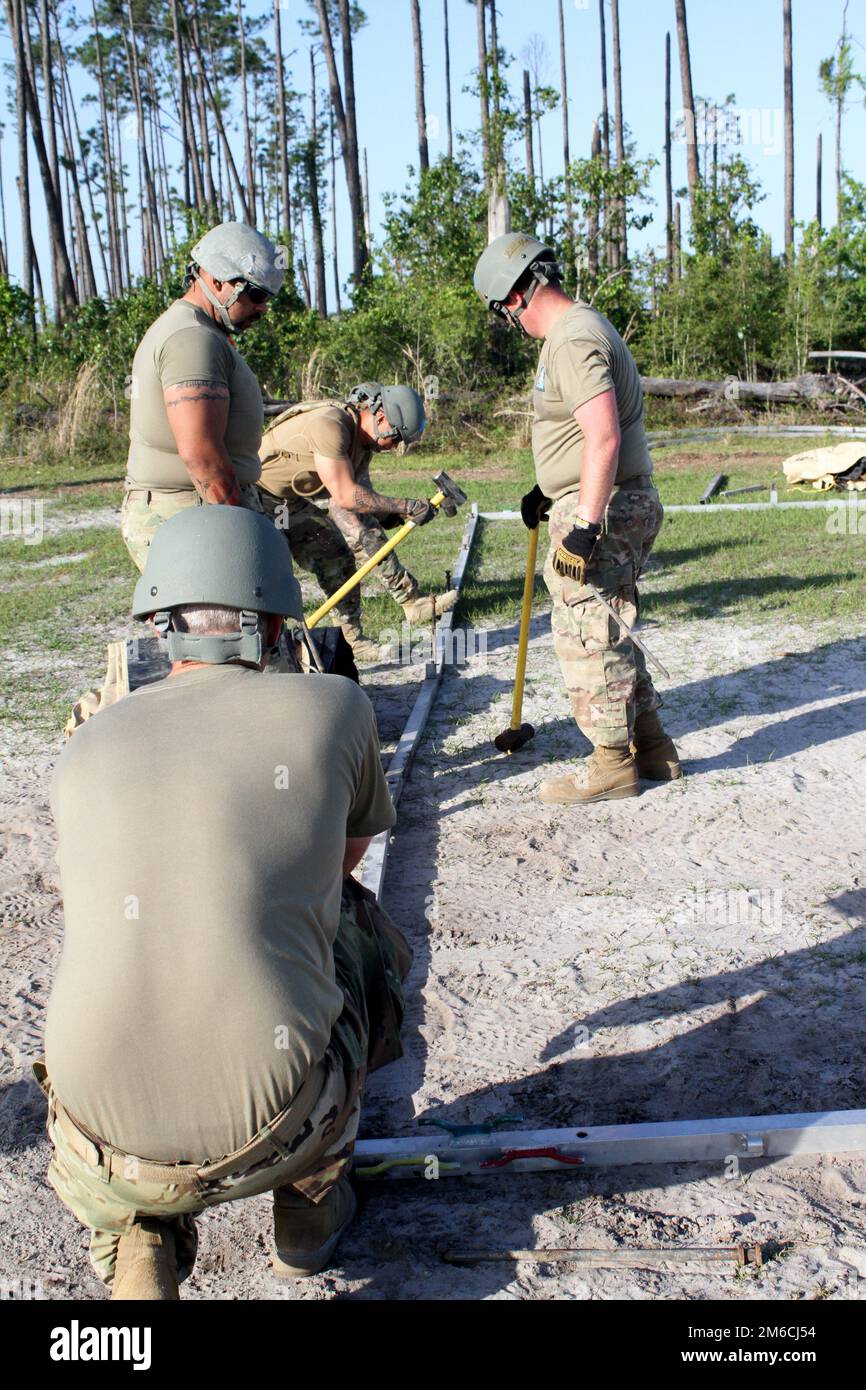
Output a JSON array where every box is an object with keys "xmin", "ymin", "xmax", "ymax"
[{"xmin": 639, "ymin": 372, "xmax": 852, "ymax": 403}]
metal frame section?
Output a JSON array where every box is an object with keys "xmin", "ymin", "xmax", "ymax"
[
  {"xmin": 481, "ymin": 498, "xmax": 866, "ymax": 520},
  {"xmin": 646, "ymin": 424, "xmax": 866, "ymax": 446},
  {"xmin": 360, "ymin": 503, "xmax": 479, "ymax": 900},
  {"xmin": 354, "ymin": 1111, "xmax": 866, "ymax": 1179}
]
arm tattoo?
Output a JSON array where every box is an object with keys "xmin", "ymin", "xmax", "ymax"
[
  {"xmin": 351, "ymin": 484, "xmax": 405, "ymax": 514},
  {"xmin": 166, "ymin": 388, "xmax": 230, "ymax": 407}
]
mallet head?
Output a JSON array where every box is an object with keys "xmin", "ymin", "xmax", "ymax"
[
  {"xmin": 432, "ymin": 471, "xmax": 468, "ymax": 515},
  {"xmin": 493, "ymin": 722, "xmax": 536, "ymax": 754}
]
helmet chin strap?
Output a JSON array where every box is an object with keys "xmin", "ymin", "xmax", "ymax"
[
  {"xmin": 496, "ymin": 263, "xmax": 561, "ymax": 336},
  {"xmin": 194, "ymin": 272, "xmax": 244, "ymax": 334}
]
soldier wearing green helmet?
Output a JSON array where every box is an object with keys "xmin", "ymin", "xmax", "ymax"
[
  {"xmin": 39, "ymin": 504, "xmax": 410, "ymax": 1299},
  {"xmin": 474, "ymin": 231, "xmax": 681, "ymax": 804},
  {"xmin": 256, "ymin": 381, "xmax": 457, "ymax": 661},
  {"xmin": 120, "ymin": 221, "xmax": 285, "ymax": 574}
]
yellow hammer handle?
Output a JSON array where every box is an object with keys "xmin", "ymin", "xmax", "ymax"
[
  {"xmin": 510, "ymin": 524, "xmax": 539, "ymax": 731},
  {"xmin": 307, "ymin": 490, "xmax": 446, "ymax": 629}
]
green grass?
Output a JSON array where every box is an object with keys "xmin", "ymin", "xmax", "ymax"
[{"xmin": 3, "ymin": 433, "xmax": 864, "ymax": 733}]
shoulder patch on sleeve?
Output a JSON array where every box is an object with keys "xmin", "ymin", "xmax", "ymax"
[{"xmin": 534, "ymin": 364, "xmax": 546, "ymax": 392}]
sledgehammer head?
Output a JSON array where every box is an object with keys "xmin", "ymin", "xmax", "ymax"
[
  {"xmin": 493, "ymin": 722, "xmax": 536, "ymax": 754},
  {"xmin": 432, "ymin": 471, "xmax": 468, "ymax": 517}
]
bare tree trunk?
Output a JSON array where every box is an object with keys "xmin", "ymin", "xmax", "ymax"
[
  {"xmin": 191, "ymin": 11, "xmax": 215, "ymax": 211},
  {"xmin": 587, "ymin": 118, "xmax": 601, "ymax": 283},
  {"xmin": 476, "ymin": 0, "xmax": 490, "ymax": 197},
  {"xmin": 237, "ymin": 0, "xmax": 256, "ymax": 224},
  {"xmin": 665, "ymin": 32, "xmax": 673, "ymax": 285},
  {"xmin": 125, "ymin": 3, "xmax": 164, "ymax": 275},
  {"xmin": 674, "ymin": 0, "xmax": 700, "ymax": 219},
  {"xmin": 599, "ymin": 0, "xmax": 610, "ymax": 168},
  {"xmin": 443, "ymin": 0, "xmax": 453, "ymax": 159},
  {"xmin": 330, "ymin": 106, "xmax": 341, "ymax": 312},
  {"xmin": 557, "ymin": 0, "xmax": 573, "ymax": 278},
  {"xmin": 410, "ymin": 0, "xmax": 429, "ymax": 173},
  {"xmin": 188, "ymin": 23, "xmax": 252, "ymax": 224},
  {"xmin": 783, "ymin": 0, "xmax": 794, "ymax": 255},
  {"xmin": 39, "ymin": 0, "xmax": 64, "ymax": 318},
  {"xmin": 92, "ymin": 7, "xmax": 119, "ymax": 295},
  {"xmin": 295, "ymin": 171, "xmax": 311, "ymax": 309},
  {"xmin": 112, "ymin": 79, "xmax": 131, "ymax": 291},
  {"xmin": 10, "ymin": 0, "xmax": 76, "ymax": 314},
  {"xmin": 816, "ymin": 132, "xmax": 823, "ymax": 227},
  {"xmin": 523, "ymin": 70, "xmax": 535, "ymax": 186},
  {"xmin": 0, "ymin": 133, "xmax": 9, "ymax": 278},
  {"xmin": 9, "ymin": 0, "xmax": 34, "ymax": 301},
  {"xmin": 167, "ymin": 0, "xmax": 190, "ymax": 210},
  {"xmin": 274, "ymin": 0, "xmax": 291, "ymax": 246},
  {"xmin": 308, "ymin": 48, "xmax": 327, "ymax": 317},
  {"xmin": 314, "ymin": 0, "xmax": 368, "ymax": 284},
  {"xmin": 611, "ymin": 0, "xmax": 626, "ymax": 266},
  {"xmin": 487, "ymin": 0, "xmax": 509, "ymax": 239},
  {"xmin": 53, "ymin": 5, "xmax": 98, "ymax": 299},
  {"xmin": 674, "ymin": 199, "xmax": 682, "ymax": 279},
  {"xmin": 363, "ymin": 146, "xmax": 371, "ymax": 243}
]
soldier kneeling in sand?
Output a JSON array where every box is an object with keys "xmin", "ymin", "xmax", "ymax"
[{"xmin": 37, "ymin": 505, "xmax": 410, "ymax": 1300}]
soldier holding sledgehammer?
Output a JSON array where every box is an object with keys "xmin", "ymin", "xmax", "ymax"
[
  {"xmin": 257, "ymin": 383, "xmax": 457, "ymax": 661},
  {"xmin": 474, "ymin": 233, "xmax": 681, "ymax": 804}
]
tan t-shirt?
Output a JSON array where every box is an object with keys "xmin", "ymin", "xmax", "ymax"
[
  {"xmin": 126, "ymin": 300, "xmax": 264, "ymax": 490},
  {"xmin": 45, "ymin": 664, "xmax": 394, "ymax": 1163},
  {"xmin": 532, "ymin": 302, "xmax": 653, "ymax": 500},
  {"xmin": 258, "ymin": 404, "xmax": 371, "ymax": 500}
]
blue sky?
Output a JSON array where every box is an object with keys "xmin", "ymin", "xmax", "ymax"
[{"xmin": 1, "ymin": 0, "xmax": 864, "ymax": 307}]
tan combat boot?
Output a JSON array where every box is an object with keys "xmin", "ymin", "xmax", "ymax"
[
  {"xmin": 339, "ymin": 624, "xmax": 383, "ymax": 663},
  {"xmin": 272, "ymin": 1175, "xmax": 357, "ymax": 1278},
  {"xmin": 111, "ymin": 1219, "xmax": 180, "ymax": 1301},
  {"xmin": 399, "ymin": 590, "xmax": 458, "ymax": 624},
  {"xmin": 631, "ymin": 708, "xmax": 682, "ymax": 781},
  {"xmin": 538, "ymin": 746, "xmax": 640, "ymax": 805}
]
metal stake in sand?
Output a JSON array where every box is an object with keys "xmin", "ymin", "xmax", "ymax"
[{"xmin": 494, "ymin": 524, "xmax": 539, "ymax": 753}]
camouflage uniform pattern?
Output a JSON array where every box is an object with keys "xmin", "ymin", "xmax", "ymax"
[
  {"xmin": 120, "ymin": 483, "xmax": 264, "ymax": 574},
  {"xmin": 542, "ymin": 479, "xmax": 664, "ymax": 748},
  {"xmin": 38, "ymin": 878, "xmax": 411, "ymax": 1288},
  {"xmin": 328, "ymin": 463, "xmax": 420, "ymax": 607},
  {"xmin": 256, "ymin": 486, "xmax": 362, "ymax": 630}
]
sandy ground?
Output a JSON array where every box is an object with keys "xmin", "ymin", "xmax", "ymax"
[{"xmin": 1, "ymin": 542, "xmax": 865, "ymax": 1301}]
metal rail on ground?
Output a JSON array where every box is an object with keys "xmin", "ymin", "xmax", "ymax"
[{"xmin": 360, "ymin": 503, "xmax": 479, "ymax": 901}]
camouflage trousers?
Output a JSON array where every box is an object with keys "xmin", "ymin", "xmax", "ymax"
[
  {"xmin": 38, "ymin": 878, "xmax": 411, "ymax": 1289},
  {"xmin": 256, "ymin": 486, "xmax": 361, "ymax": 630},
  {"xmin": 120, "ymin": 483, "xmax": 264, "ymax": 574},
  {"xmin": 543, "ymin": 478, "xmax": 664, "ymax": 749}
]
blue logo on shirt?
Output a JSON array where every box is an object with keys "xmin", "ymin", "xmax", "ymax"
[{"xmin": 535, "ymin": 365, "xmax": 546, "ymax": 392}]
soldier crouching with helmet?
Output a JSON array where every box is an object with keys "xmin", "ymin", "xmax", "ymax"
[
  {"xmin": 36, "ymin": 505, "xmax": 411, "ymax": 1300},
  {"xmin": 256, "ymin": 382, "xmax": 458, "ymax": 661}
]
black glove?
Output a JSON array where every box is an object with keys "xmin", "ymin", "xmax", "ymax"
[
  {"xmin": 403, "ymin": 497, "xmax": 436, "ymax": 526},
  {"xmin": 520, "ymin": 483, "xmax": 551, "ymax": 530},
  {"xmin": 552, "ymin": 522, "xmax": 602, "ymax": 582}
]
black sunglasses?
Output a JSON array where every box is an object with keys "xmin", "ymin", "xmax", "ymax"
[{"xmin": 236, "ymin": 281, "xmax": 274, "ymax": 305}]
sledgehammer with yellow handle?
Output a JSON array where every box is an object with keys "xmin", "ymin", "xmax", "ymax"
[{"xmin": 306, "ymin": 471, "xmax": 468, "ymax": 629}]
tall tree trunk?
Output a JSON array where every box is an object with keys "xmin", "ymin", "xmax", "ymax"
[
  {"xmin": 53, "ymin": 5, "xmax": 98, "ymax": 299},
  {"xmin": 816, "ymin": 132, "xmax": 823, "ymax": 226},
  {"xmin": 9, "ymin": 0, "xmax": 34, "ymax": 302},
  {"xmin": 443, "ymin": 0, "xmax": 453, "ymax": 159},
  {"xmin": 674, "ymin": 199, "xmax": 682, "ymax": 279},
  {"xmin": 599, "ymin": 0, "xmax": 610, "ymax": 168},
  {"xmin": 330, "ymin": 106, "xmax": 341, "ymax": 312},
  {"xmin": 523, "ymin": 69, "xmax": 535, "ymax": 187},
  {"xmin": 410, "ymin": 0, "xmax": 429, "ymax": 173},
  {"xmin": 338, "ymin": 0, "xmax": 367, "ymax": 276},
  {"xmin": 237, "ymin": 0, "xmax": 256, "ymax": 224},
  {"xmin": 38, "ymin": 0, "xmax": 64, "ymax": 318},
  {"xmin": 168, "ymin": 0, "xmax": 190, "ymax": 210},
  {"xmin": 112, "ymin": 79, "xmax": 131, "ymax": 290},
  {"xmin": 587, "ymin": 118, "xmax": 601, "ymax": 283},
  {"xmin": 314, "ymin": 0, "xmax": 368, "ymax": 285},
  {"xmin": 487, "ymin": 0, "xmax": 509, "ymax": 239},
  {"xmin": 274, "ymin": 0, "xmax": 291, "ymax": 244},
  {"xmin": 91, "ymin": 7, "xmax": 119, "ymax": 295},
  {"xmin": 308, "ymin": 48, "xmax": 327, "ymax": 317},
  {"xmin": 476, "ymin": 0, "xmax": 490, "ymax": 197},
  {"xmin": 188, "ymin": 23, "xmax": 252, "ymax": 224},
  {"xmin": 558, "ymin": 0, "xmax": 573, "ymax": 278},
  {"xmin": 191, "ymin": 11, "xmax": 215, "ymax": 211},
  {"xmin": 0, "ymin": 132, "xmax": 9, "ymax": 278},
  {"xmin": 665, "ymin": 32, "xmax": 673, "ymax": 285},
  {"xmin": 125, "ymin": 4, "xmax": 164, "ymax": 275},
  {"xmin": 783, "ymin": 0, "xmax": 794, "ymax": 255},
  {"xmin": 9, "ymin": 0, "xmax": 76, "ymax": 314},
  {"xmin": 674, "ymin": 0, "xmax": 700, "ymax": 220},
  {"xmin": 363, "ymin": 146, "xmax": 371, "ymax": 242},
  {"xmin": 611, "ymin": 0, "xmax": 627, "ymax": 266}
]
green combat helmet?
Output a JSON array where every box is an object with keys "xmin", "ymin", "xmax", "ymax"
[
  {"xmin": 473, "ymin": 231, "xmax": 561, "ymax": 333},
  {"xmin": 132, "ymin": 506, "xmax": 303, "ymax": 666},
  {"xmin": 188, "ymin": 222, "xmax": 285, "ymax": 333},
  {"xmin": 346, "ymin": 382, "xmax": 426, "ymax": 445}
]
